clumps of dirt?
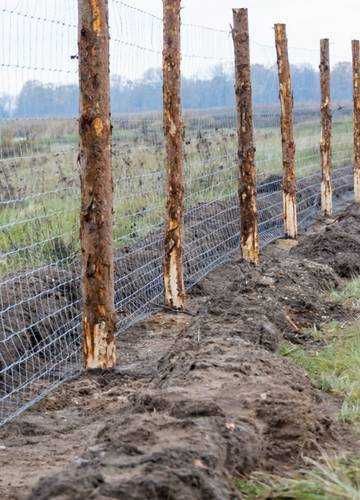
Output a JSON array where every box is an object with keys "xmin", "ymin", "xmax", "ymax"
[
  {"xmin": 293, "ymin": 203, "xmax": 360, "ymax": 278},
  {"xmin": 154, "ymin": 333, "xmax": 332, "ymax": 469},
  {"xmin": 115, "ymin": 165, "xmax": 354, "ymax": 329},
  {"xmin": 190, "ymin": 250, "xmax": 342, "ymax": 351},
  {"xmin": 28, "ymin": 336, "xmax": 338, "ymax": 500}
]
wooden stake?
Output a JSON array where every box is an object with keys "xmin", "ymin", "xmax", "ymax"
[
  {"xmin": 78, "ymin": 0, "xmax": 116, "ymax": 369},
  {"xmin": 163, "ymin": 0, "xmax": 186, "ymax": 309},
  {"xmin": 320, "ymin": 39, "xmax": 333, "ymax": 216},
  {"xmin": 275, "ymin": 24, "xmax": 298, "ymax": 239},
  {"xmin": 232, "ymin": 8, "xmax": 259, "ymax": 264},
  {"xmin": 352, "ymin": 40, "xmax": 360, "ymax": 203}
]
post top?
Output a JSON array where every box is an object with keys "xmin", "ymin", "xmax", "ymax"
[{"xmin": 232, "ymin": 8, "xmax": 248, "ymax": 15}]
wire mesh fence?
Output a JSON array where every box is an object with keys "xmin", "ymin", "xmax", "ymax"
[{"xmin": 0, "ymin": 0, "xmax": 356, "ymax": 426}]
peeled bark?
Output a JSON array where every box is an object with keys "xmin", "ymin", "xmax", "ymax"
[
  {"xmin": 78, "ymin": 0, "xmax": 116, "ymax": 369},
  {"xmin": 353, "ymin": 40, "xmax": 360, "ymax": 203},
  {"xmin": 320, "ymin": 39, "xmax": 333, "ymax": 216},
  {"xmin": 163, "ymin": 0, "xmax": 186, "ymax": 309},
  {"xmin": 232, "ymin": 9, "xmax": 259, "ymax": 265},
  {"xmin": 275, "ymin": 24, "xmax": 298, "ymax": 239}
]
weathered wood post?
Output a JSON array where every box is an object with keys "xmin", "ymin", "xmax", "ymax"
[
  {"xmin": 232, "ymin": 8, "xmax": 259, "ymax": 264},
  {"xmin": 352, "ymin": 40, "xmax": 360, "ymax": 203},
  {"xmin": 163, "ymin": 0, "xmax": 186, "ymax": 309},
  {"xmin": 320, "ymin": 39, "xmax": 333, "ymax": 216},
  {"xmin": 78, "ymin": 0, "xmax": 116, "ymax": 369},
  {"xmin": 275, "ymin": 24, "xmax": 298, "ymax": 239}
]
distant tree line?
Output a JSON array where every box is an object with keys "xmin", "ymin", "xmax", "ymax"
[{"xmin": 0, "ymin": 62, "xmax": 353, "ymax": 119}]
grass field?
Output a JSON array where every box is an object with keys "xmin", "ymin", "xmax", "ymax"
[{"xmin": 0, "ymin": 107, "xmax": 354, "ymax": 277}]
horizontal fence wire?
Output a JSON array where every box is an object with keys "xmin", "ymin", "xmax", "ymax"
[{"xmin": 0, "ymin": 0, "xmax": 355, "ymax": 426}]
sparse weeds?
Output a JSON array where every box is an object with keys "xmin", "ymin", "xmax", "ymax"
[
  {"xmin": 236, "ymin": 455, "xmax": 360, "ymax": 499},
  {"xmin": 279, "ymin": 320, "xmax": 360, "ymax": 424},
  {"xmin": 331, "ymin": 277, "xmax": 360, "ymax": 305}
]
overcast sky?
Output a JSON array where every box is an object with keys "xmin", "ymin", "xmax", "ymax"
[
  {"xmin": 130, "ymin": 0, "xmax": 359, "ymax": 64},
  {"xmin": 0, "ymin": 0, "xmax": 359, "ymax": 95}
]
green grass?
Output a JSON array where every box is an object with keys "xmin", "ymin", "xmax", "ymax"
[
  {"xmin": 236, "ymin": 455, "xmax": 360, "ymax": 499},
  {"xmin": 279, "ymin": 321, "xmax": 360, "ymax": 424},
  {"xmin": 236, "ymin": 320, "xmax": 360, "ymax": 499},
  {"xmin": 330, "ymin": 277, "xmax": 360, "ymax": 304}
]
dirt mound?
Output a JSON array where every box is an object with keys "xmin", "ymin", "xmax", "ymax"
[
  {"xmin": 189, "ymin": 250, "xmax": 341, "ymax": 349},
  {"xmin": 29, "ymin": 338, "xmax": 333, "ymax": 500},
  {"xmin": 293, "ymin": 203, "xmax": 360, "ymax": 278}
]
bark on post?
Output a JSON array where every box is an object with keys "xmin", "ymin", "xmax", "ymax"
[
  {"xmin": 275, "ymin": 24, "xmax": 298, "ymax": 239},
  {"xmin": 163, "ymin": 0, "xmax": 186, "ymax": 309},
  {"xmin": 352, "ymin": 40, "xmax": 360, "ymax": 203},
  {"xmin": 78, "ymin": 0, "xmax": 116, "ymax": 369},
  {"xmin": 232, "ymin": 8, "xmax": 259, "ymax": 264},
  {"xmin": 320, "ymin": 39, "xmax": 333, "ymax": 216}
]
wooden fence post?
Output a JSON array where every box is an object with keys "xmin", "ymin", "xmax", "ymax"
[
  {"xmin": 275, "ymin": 24, "xmax": 298, "ymax": 239},
  {"xmin": 320, "ymin": 39, "xmax": 333, "ymax": 216},
  {"xmin": 78, "ymin": 0, "xmax": 116, "ymax": 369},
  {"xmin": 352, "ymin": 40, "xmax": 360, "ymax": 203},
  {"xmin": 232, "ymin": 8, "xmax": 259, "ymax": 264},
  {"xmin": 163, "ymin": 0, "xmax": 186, "ymax": 309}
]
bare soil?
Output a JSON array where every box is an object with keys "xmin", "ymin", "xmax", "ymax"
[{"xmin": 1, "ymin": 202, "xmax": 360, "ymax": 499}]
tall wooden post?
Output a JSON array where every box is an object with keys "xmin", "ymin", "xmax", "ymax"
[
  {"xmin": 352, "ymin": 40, "xmax": 360, "ymax": 203},
  {"xmin": 320, "ymin": 39, "xmax": 333, "ymax": 216},
  {"xmin": 163, "ymin": 0, "xmax": 186, "ymax": 309},
  {"xmin": 275, "ymin": 24, "xmax": 298, "ymax": 239},
  {"xmin": 232, "ymin": 8, "xmax": 259, "ymax": 265},
  {"xmin": 78, "ymin": 0, "xmax": 116, "ymax": 369}
]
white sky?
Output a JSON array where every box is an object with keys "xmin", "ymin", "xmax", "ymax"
[
  {"xmin": 0, "ymin": 0, "xmax": 359, "ymax": 95},
  {"xmin": 132, "ymin": 0, "xmax": 359, "ymax": 63}
]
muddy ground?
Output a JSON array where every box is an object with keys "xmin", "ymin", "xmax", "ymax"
[{"xmin": 1, "ymin": 202, "xmax": 360, "ymax": 499}]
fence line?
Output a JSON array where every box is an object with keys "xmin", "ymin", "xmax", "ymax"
[{"xmin": 0, "ymin": 0, "xmax": 356, "ymax": 426}]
